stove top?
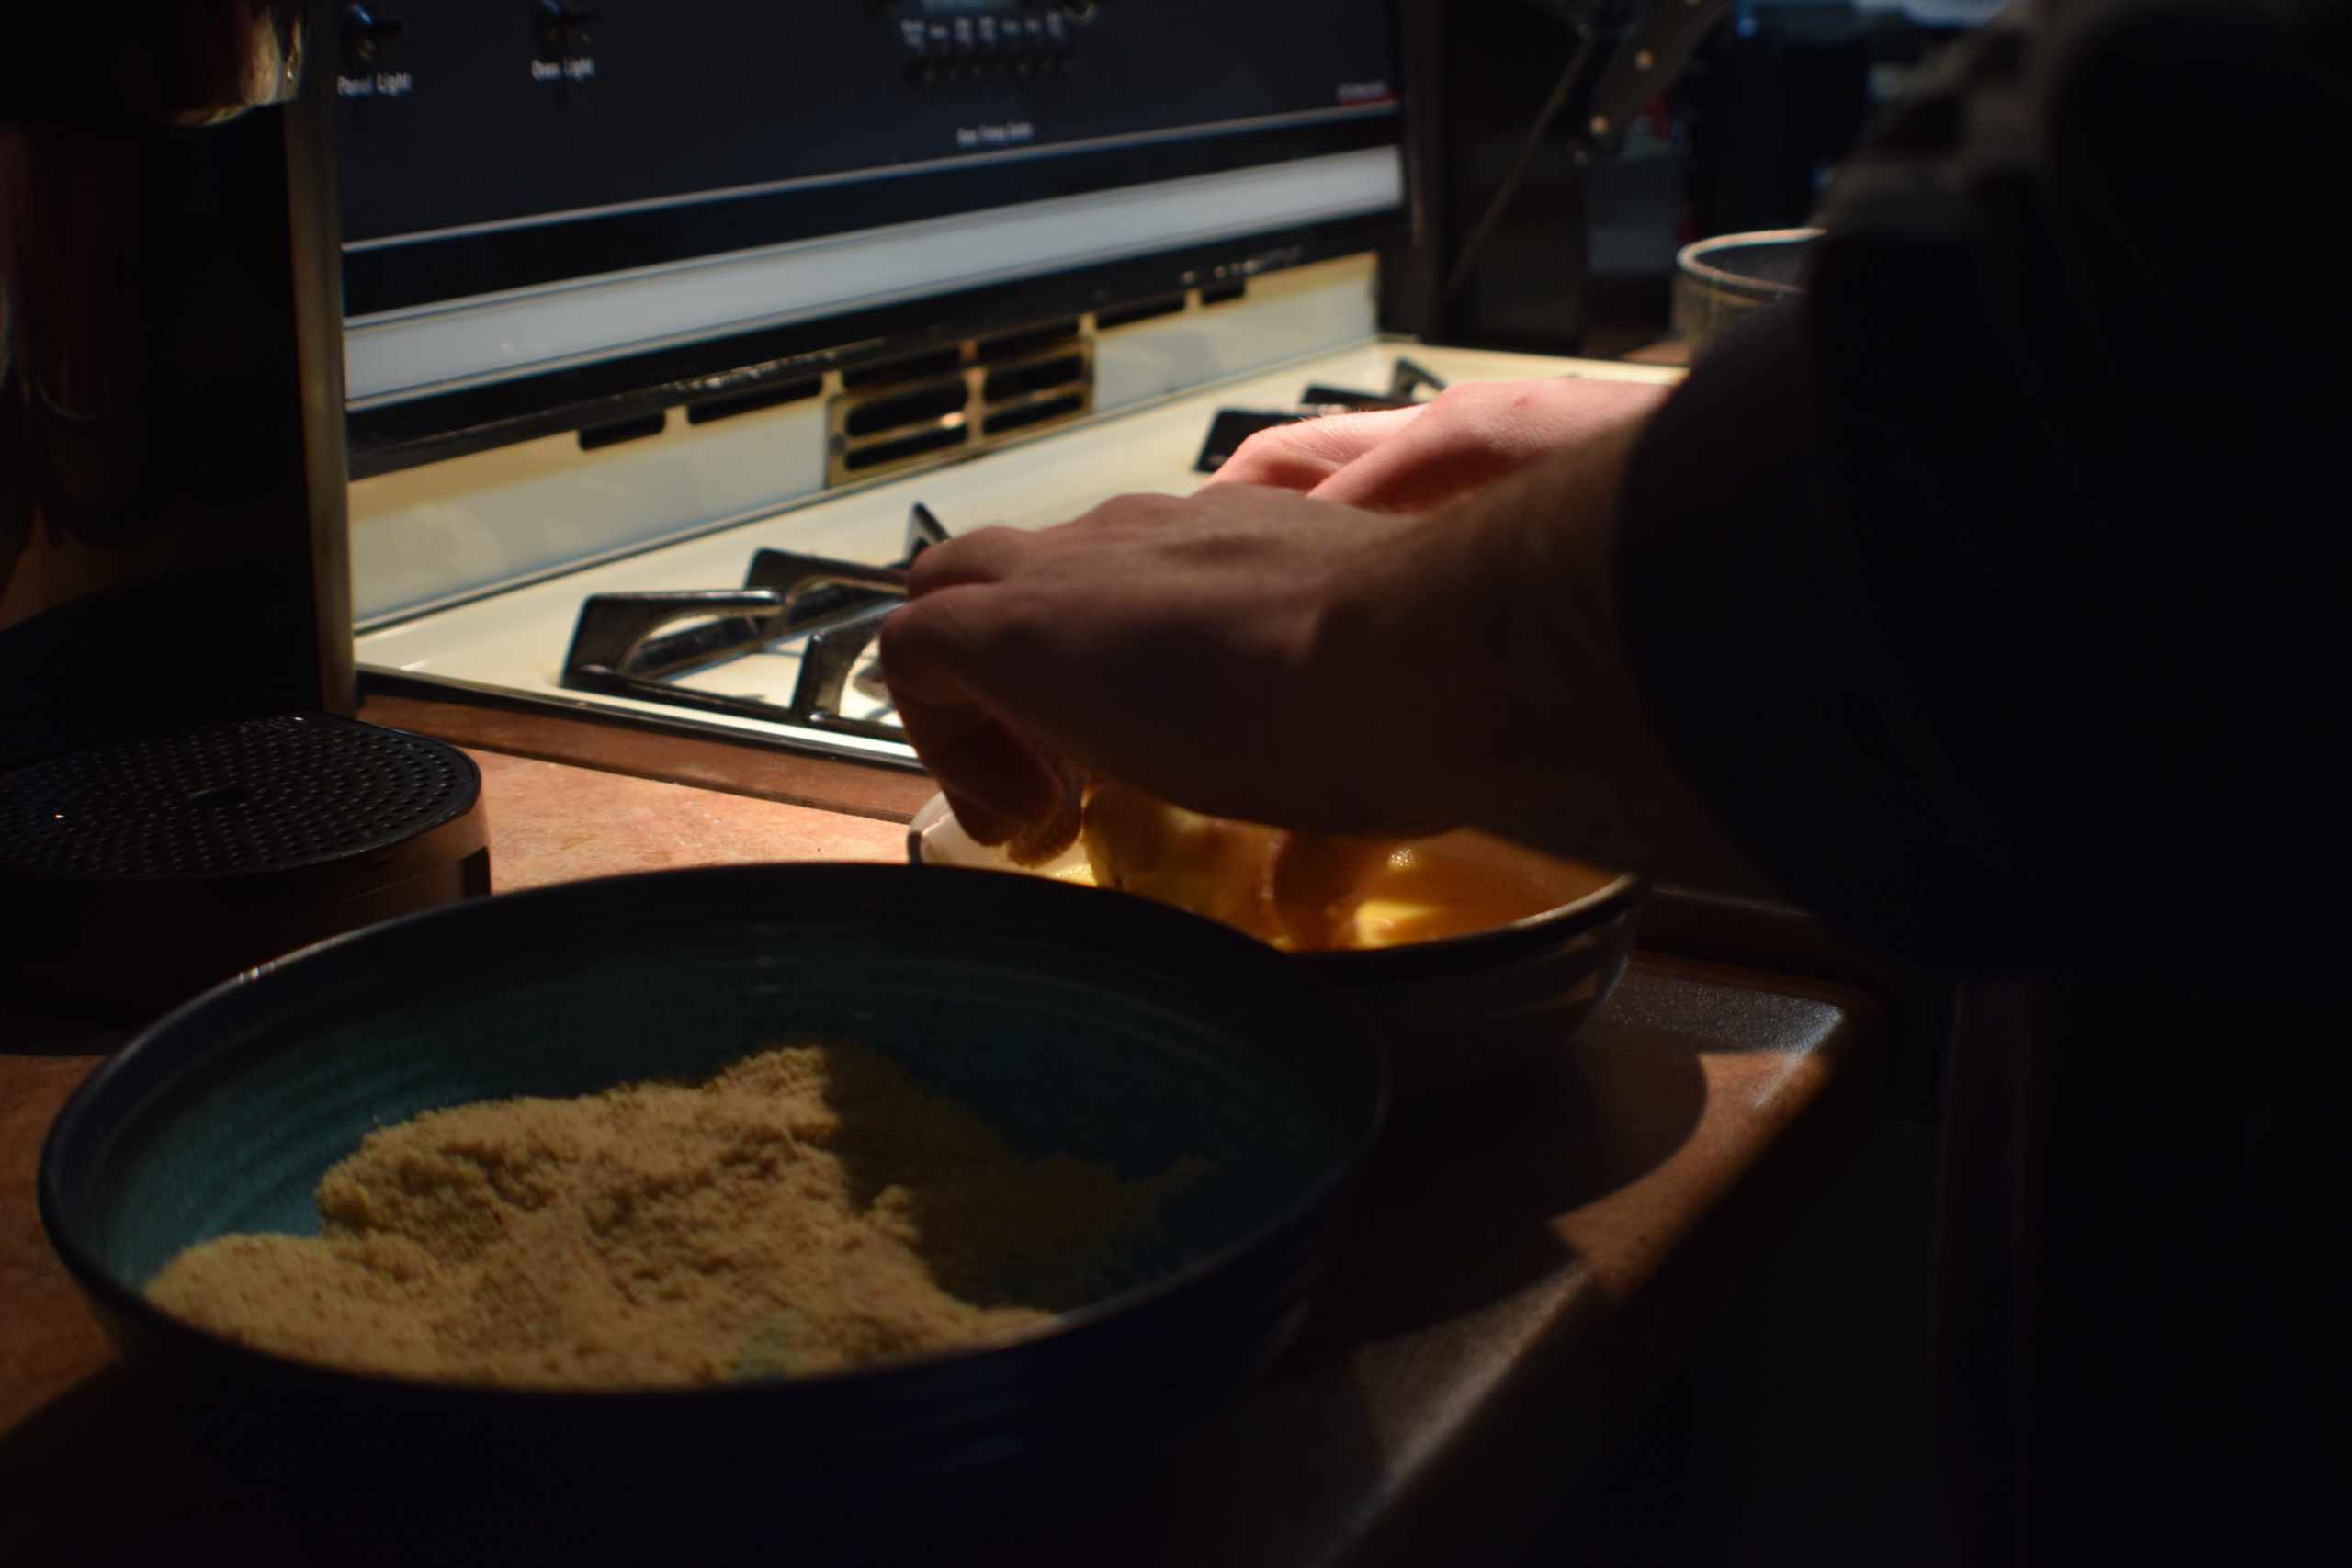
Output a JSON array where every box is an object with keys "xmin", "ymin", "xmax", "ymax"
[
  {"xmin": 354, "ymin": 342, "xmax": 1677, "ymax": 778},
  {"xmin": 556, "ymin": 502, "xmax": 943, "ymax": 749}
]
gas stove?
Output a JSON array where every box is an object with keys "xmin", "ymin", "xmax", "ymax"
[
  {"xmin": 354, "ymin": 337, "xmax": 1677, "ymax": 815},
  {"xmin": 353, "ymin": 338, "xmax": 1674, "ymax": 818},
  {"xmin": 325, "ymin": 0, "xmax": 1944, "ymax": 1153}
]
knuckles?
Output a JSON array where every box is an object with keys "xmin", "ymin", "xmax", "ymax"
[
  {"xmin": 881, "ymin": 574, "xmax": 1046, "ymax": 677},
  {"xmin": 1223, "ymin": 424, "xmax": 1322, "ymax": 475},
  {"xmin": 905, "ymin": 525, "xmax": 1023, "ymax": 595},
  {"xmin": 1077, "ymin": 491, "xmax": 1188, "ymax": 529}
]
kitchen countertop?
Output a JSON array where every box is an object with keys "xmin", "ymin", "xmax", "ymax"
[{"xmin": 0, "ymin": 748, "xmax": 1882, "ymax": 1567}]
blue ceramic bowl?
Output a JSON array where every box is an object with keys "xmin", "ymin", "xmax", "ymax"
[{"xmin": 39, "ymin": 863, "xmax": 1384, "ymax": 1553}]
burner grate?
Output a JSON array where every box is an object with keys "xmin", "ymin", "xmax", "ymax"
[{"xmin": 559, "ymin": 502, "xmax": 946, "ymax": 743}]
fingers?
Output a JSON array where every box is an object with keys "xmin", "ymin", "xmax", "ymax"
[
  {"xmin": 900, "ymin": 700, "xmax": 1064, "ymax": 847},
  {"xmin": 908, "ymin": 500, "xmax": 1186, "ymax": 597},
  {"xmin": 906, "ymin": 525, "xmax": 1035, "ymax": 595},
  {"xmin": 1204, "ymin": 381, "xmax": 1639, "ymax": 507},
  {"xmin": 877, "ymin": 588, "xmax": 1063, "ymax": 845},
  {"xmin": 890, "ymin": 502, "xmax": 1190, "ymax": 845},
  {"xmin": 1203, "ymin": 407, "xmax": 1424, "ymax": 493},
  {"xmin": 880, "ymin": 481, "xmax": 1445, "ymax": 841},
  {"xmin": 1306, "ymin": 384, "xmax": 1546, "ymax": 512}
]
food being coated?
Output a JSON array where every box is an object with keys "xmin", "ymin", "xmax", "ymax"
[{"xmin": 1077, "ymin": 781, "xmax": 1570, "ymax": 950}]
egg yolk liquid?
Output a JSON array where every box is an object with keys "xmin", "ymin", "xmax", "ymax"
[{"xmin": 1053, "ymin": 849, "xmax": 1600, "ymax": 949}]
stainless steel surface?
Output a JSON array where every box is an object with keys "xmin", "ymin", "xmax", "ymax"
[{"xmin": 559, "ymin": 556, "xmax": 914, "ymax": 744}]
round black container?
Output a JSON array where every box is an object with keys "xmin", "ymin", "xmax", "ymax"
[
  {"xmin": 0, "ymin": 714, "xmax": 488, "ymax": 1016},
  {"xmin": 39, "ymin": 863, "xmax": 1384, "ymax": 1561}
]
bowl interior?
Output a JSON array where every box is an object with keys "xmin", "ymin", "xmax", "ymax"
[
  {"xmin": 908, "ymin": 795, "xmax": 1631, "ymax": 931},
  {"xmin": 69, "ymin": 871, "xmax": 1367, "ymax": 1320}
]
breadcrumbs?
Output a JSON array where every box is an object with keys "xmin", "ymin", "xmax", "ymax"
[{"xmin": 145, "ymin": 1039, "xmax": 1193, "ymax": 1388}]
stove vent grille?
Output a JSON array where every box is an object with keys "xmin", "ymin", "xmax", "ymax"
[{"xmin": 826, "ymin": 323, "xmax": 1093, "ymax": 486}]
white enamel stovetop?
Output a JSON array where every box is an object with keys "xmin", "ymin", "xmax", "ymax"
[{"xmin": 353, "ymin": 342, "xmax": 1678, "ymax": 766}]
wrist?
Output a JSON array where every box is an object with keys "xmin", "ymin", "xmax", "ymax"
[{"xmin": 1317, "ymin": 420, "xmax": 1778, "ymax": 895}]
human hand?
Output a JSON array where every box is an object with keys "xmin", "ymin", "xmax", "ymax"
[
  {"xmin": 1206, "ymin": 376, "xmax": 1671, "ymax": 513},
  {"xmin": 876, "ymin": 405, "xmax": 1774, "ymax": 897},
  {"xmin": 877, "ymin": 483, "xmax": 1442, "ymax": 848}
]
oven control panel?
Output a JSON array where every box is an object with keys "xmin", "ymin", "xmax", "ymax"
[
  {"xmin": 889, "ymin": 1, "xmax": 1076, "ymax": 79},
  {"xmin": 335, "ymin": 0, "xmax": 1399, "ymax": 271}
]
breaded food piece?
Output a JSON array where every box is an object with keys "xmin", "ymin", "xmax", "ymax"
[
  {"xmin": 1267, "ymin": 831, "xmax": 1407, "ymax": 951},
  {"xmin": 1081, "ymin": 781, "xmax": 1283, "ymax": 941}
]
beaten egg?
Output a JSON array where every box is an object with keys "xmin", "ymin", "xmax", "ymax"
[{"xmin": 1042, "ymin": 842, "xmax": 1604, "ymax": 949}]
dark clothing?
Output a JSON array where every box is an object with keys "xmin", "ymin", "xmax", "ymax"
[
  {"xmin": 1627, "ymin": 0, "xmax": 2352, "ymax": 981},
  {"xmin": 1931, "ymin": 979, "xmax": 2348, "ymax": 1563},
  {"xmin": 1617, "ymin": 1, "xmax": 2351, "ymax": 1559}
]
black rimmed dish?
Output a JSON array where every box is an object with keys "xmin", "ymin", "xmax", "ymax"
[
  {"xmin": 909, "ymin": 797, "xmax": 1646, "ymax": 1100},
  {"xmin": 37, "ymin": 863, "xmax": 1384, "ymax": 1558}
]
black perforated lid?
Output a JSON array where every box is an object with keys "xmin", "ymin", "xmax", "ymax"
[{"xmin": 0, "ymin": 715, "xmax": 480, "ymax": 881}]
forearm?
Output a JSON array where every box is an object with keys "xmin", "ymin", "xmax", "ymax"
[{"xmin": 1317, "ymin": 423, "xmax": 1781, "ymax": 897}]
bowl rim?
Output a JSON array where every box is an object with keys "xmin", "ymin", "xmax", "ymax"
[
  {"xmin": 905, "ymin": 793, "xmax": 1648, "ymax": 978},
  {"xmin": 38, "ymin": 861, "xmax": 1387, "ymax": 1404},
  {"xmin": 1672, "ymin": 226, "xmax": 1825, "ymax": 298}
]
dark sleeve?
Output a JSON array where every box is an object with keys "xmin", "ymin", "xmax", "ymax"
[{"xmin": 1614, "ymin": 0, "xmax": 2352, "ymax": 984}]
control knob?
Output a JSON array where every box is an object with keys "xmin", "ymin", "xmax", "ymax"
[
  {"xmin": 535, "ymin": 0, "xmax": 600, "ymax": 51},
  {"xmin": 341, "ymin": 3, "xmax": 405, "ymax": 64}
]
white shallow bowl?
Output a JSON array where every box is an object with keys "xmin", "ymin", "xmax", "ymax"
[{"xmin": 909, "ymin": 796, "xmax": 1645, "ymax": 1100}]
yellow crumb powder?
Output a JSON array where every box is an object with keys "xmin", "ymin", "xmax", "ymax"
[{"xmin": 145, "ymin": 1039, "xmax": 1192, "ymax": 1388}]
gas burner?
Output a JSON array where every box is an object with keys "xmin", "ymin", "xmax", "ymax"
[{"xmin": 558, "ymin": 503, "xmax": 948, "ymax": 742}]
